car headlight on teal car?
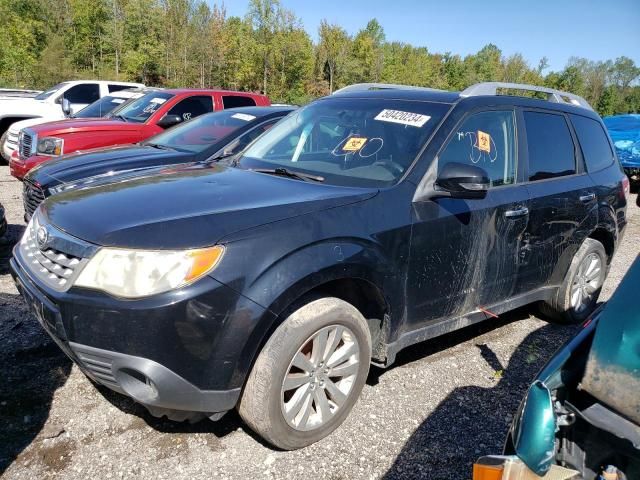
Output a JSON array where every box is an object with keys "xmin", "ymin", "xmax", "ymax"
[
  {"xmin": 74, "ymin": 246, "xmax": 225, "ymax": 298},
  {"xmin": 37, "ymin": 137, "xmax": 64, "ymax": 156}
]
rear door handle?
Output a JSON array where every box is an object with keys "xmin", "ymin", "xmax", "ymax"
[
  {"xmin": 504, "ymin": 207, "xmax": 529, "ymax": 218},
  {"xmin": 579, "ymin": 192, "xmax": 596, "ymax": 203}
]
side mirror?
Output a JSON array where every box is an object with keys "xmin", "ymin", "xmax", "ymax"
[
  {"xmin": 436, "ymin": 162, "xmax": 491, "ymax": 198},
  {"xmin": 435, "ymin": 162, "xmax": 490, "ymax": 199},
  {"xmin": 61, "ymin": 98, "xmax": 72, "ymax": 117},
  {"xmin": 511, "ymin": 381, "xmax": 556, "ymax": 476},
  {"xmin": 157, "ymin": 114, "xmax": 182, "ymax": 129}
]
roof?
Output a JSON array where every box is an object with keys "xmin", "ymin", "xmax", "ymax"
[
  {"xmin": 222, "ymin": 106, "xmax": 296, "ymax": 117},
  {"xmin": 162, "ymin": 88, "xmax": 268, "ymax": 97}
]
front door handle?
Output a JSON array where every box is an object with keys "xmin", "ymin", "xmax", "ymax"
[
  {"xmin": 579, "ymin": 192, "xmax": 596, "ymax": 203},
  {"xmin": 505, "ymin": 207, "xmax": 529, "ymax": 218}
]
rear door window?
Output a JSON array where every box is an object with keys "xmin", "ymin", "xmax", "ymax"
[
  {"xmin": 524, "ymin": 111, "xmax": 576, "ymax": 181},
  {"xmin": 167, "ymin": 95, "xmax": 214, "ymax": 121},
  {"xmin": 222, "ymin": 95, "xmax": 257, "ymax": 108},
  {"xmin": 108, "ymin": 84, "xmax": 132, "ymax": 93},
  {"xmin": 570, "ymin": 114, "xmax": 615, "ymax": 172},
  {"xmin": 438, "ymin": 110, "xmax": 517, "ymax": 187}
]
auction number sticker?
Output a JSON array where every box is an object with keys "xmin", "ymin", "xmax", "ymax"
[
  {"xmin": 231, "ymin": 113, "xmax": 256, "ymax": 122},
  {"xmin": 374, "ymin": 109, "xmax": 430, "ymax": 127},
  {"xmin": 150, "ymin": 98, "xmax": 167, "ymax": 104}
]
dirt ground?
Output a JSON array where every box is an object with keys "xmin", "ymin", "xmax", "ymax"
[{"xmin": 0, "ymin": 164, "xmax": 638, "ymax": 480}]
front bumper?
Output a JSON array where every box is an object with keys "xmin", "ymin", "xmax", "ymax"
[{"xmin": 10, "ymin": 251, "xmax": 271, "ymax": 418}]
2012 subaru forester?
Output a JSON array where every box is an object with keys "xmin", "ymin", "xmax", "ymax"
[{"xmin": 11, "ymin": 82, "xmax": 629, "ymax": 449}]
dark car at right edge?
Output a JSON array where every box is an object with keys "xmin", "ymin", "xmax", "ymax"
[{"xmin": 10, "ymin": 82, "xmax": 629, "ymax": 450}]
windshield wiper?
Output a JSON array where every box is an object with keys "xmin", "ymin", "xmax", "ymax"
[
  {"xmin": 250, "ymin": 167, "xmax": 324, "ymax": 182},
  {"xmin": 146, "ymin": 142, "xmax": 175, "ymax": 151},
  {"xmin": 114, "ymin": 114, "xmax": 128, "ymax": 122}
]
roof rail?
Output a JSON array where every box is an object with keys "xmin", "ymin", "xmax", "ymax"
[
  {"xmin": 460, "ymin": 82, "xmax": 593, "ymax": 111},
  {"xmin": 332, "ymin": 83, "xmax": 447, "ymax": 95}
]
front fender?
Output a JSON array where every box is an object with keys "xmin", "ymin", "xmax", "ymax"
[{"xmin": 213, "ymin": 236, "xmax": 407, "ymax": 388}]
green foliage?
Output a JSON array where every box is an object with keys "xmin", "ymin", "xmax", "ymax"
[{"xmin": 0, "ymin": 1, "xmax": 637, "ymax": 112}]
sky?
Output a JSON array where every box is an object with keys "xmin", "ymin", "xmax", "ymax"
[{"xmin": 221, "ymin": 0, "xmax": 640, "ymax": 72}]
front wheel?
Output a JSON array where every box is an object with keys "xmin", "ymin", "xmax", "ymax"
[
  {"xmin": 540, "ymin": 238, "xmax": 607, "ymax": 323},
  {"xmin": 238, "ymin": 297, "xmax": 372, "ymax": 450}
]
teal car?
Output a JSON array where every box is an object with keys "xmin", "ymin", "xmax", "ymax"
[{"xmin": 474, "ymin": 256, "xmax": 640, "ymax": 480}]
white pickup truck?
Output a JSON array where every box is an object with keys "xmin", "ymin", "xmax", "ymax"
[{"xmin": 0, "ymin": 80, "xmax": 143, "ymax": 161}]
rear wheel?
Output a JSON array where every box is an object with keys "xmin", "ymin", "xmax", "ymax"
[
  {"xmin": 238, "ymin": 297, "xmax": 371, "ymax": 450},
  {"xmin": 540, "ymin": 238, "xmax": 607, "ymax": 323}
]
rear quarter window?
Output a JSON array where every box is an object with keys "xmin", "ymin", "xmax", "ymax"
[
  {"xmin": 222, "ymin": 95, "xmax": 257, "ymax": 108},
  {"xmin": 570, "ymin": 114, "xmax": 615, "ymax": 172}
]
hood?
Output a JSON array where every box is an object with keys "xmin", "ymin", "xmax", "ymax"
[
  {"xmin": 581, "ymin": 257, "xmax": 640, "ymax": 424},
  {"xmin": 9, "ymin": 116, "xmax": 61, "ymax": 134},
  {"xmin": 28, "ymin": 118, "xmax": 144, "ymax": 136},
  {"xmin": 29, "ymin": 145, "xmax": 195, "ymax": 187},
  {"xmin": 0, "ymin": 97, "xmax": 58, "ymax": 116},
  {"xmin": 41, "ymin": 165, "xmax": 377, "ymax": 249}
]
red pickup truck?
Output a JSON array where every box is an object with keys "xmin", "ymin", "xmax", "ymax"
[{"xmin": 10, "ymin": 89, "xmax": 270, "ymax": 179}]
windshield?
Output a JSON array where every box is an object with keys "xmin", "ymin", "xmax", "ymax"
[
  {"xmin": 115, "ymin": 92, "xmax": 175, "ymax": 123},
  {"xmin": 144, "ymin": 110, "xmax": 261, "ymax": 154},
  {"xmin": 75, "ymin": 95, "xmax": 133, "ymax": 118},
  {"xmin": 35, "ymin": 82, "xmax": 70, "ymax": 100},
  {"xmin": 238, "ymin": 98, "xmax": 450, "ymax": 187}
]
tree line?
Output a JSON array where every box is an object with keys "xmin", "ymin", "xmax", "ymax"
[{"xmin": 1, "ymin": 0, "xmax": 638, "ymax": 115}]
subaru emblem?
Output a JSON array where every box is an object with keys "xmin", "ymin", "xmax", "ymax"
[{"xmin": 36, "ymin": 226, "xmax": 49, "ymax": 249}]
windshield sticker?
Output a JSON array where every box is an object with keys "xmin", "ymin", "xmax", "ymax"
[
  {"xmin": 150, "ymin": 98, "xmax": 167, "ymax": 104},
  {"xmin": 375, "ymin": 109, "xmax": 430, "ymax": 127},
  {"xmin": 143, "ymin": 104, "xmax": 159, "ymax": 114},
  {"xmin": 231, "ymin": 113, "xmax": 256, "ymax": 122},
  {"xmin": 477, "ymin": 130, "xmax": 491, "ymax": 153},
  {"xmin": 342, "ymin": 137, "xmax": 367, "ymax": 152},
  {"xmin": 112, "ymin": 98, "xmax": 125, "ymax": 104}
]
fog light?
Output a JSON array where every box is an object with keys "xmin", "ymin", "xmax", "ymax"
[{"xmin": 116, "ymin": 368, "xmax": 159, "ymax": 402}]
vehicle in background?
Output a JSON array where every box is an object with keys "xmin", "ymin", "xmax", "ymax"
[
  {"xmin": 22, "ymin": 106, "xmax": 294, "ymax": 219},
  {"xmin": 10, "ymin": 82, "xmax": 628, "ymax": 450},
  {"xmin": 474, "ymin": 256, "xmax": 640, "ymax": 480},
  {"xmin": 604, "ymin": 114, "xmax": 640, "ymax": 187},
  {"xmin": 0, "ymin": 202, "xmax": 5, "ymax": 238},
  {"xmin": 0, "ymin": 89, "xmax": 42, "ymax": 99},
  {"xmin": 12, "ymin": 89, "xmax": 270, "ymax": 179},
  {"xmin": 0, "ymin": 80, "xmax": 145, "ymax": 143},
  {"xmin": 2, "ymin": 88, "xmax": 152, "ymax": 163}
]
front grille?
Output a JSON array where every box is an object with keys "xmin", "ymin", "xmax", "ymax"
[
  {"xmin": 19, "ymin": 215, "xmax": 91, "ymax": 291},
  {"xmin": 23, "ymin": 180, "xmax": 46, "ymax": 220},
  {"xmin": 69, "ymin": 343, "xmax": 121, "ymax": 391},
  {"xmin": 19, "ymin": 130, "xmax": 35, "ymax": 158}
]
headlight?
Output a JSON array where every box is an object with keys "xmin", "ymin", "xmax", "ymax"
[
  {"xmin": 37, "ymin": 137, "xmax": 64, "ymax": 156},
  {"xmin": 74, "ymin": 246, "xmax": 224, "ymax": 298}
]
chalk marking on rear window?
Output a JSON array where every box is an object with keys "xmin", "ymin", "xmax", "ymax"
[
  {"xmin": 374, "ymin": 109, "xmax": 430, "ymax": 127},
  {"xmin": 231, "ymin": 113, "xmax": 256, "ymax": 122}
]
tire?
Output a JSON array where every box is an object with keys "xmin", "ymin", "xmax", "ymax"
[
  {"xmin": 540, "ymin": 238, "xmax": 607, "ymax": 324},
  {"xmin": 0, "ymin": 132, "xmax": 7, "ymax": 165},
  {"xmin": 238, "ymin": 297, "xmax": 372, "ymax": 450}
]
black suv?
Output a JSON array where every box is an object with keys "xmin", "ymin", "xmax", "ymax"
[{"xmin": 10, "ymin": 82, "xmax": 629, "ymax": 449}]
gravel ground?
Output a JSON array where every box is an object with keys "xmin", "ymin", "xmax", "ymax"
[{"xmin": 0, "ymin": 164, "xmax": 638, "ymax": 480}]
